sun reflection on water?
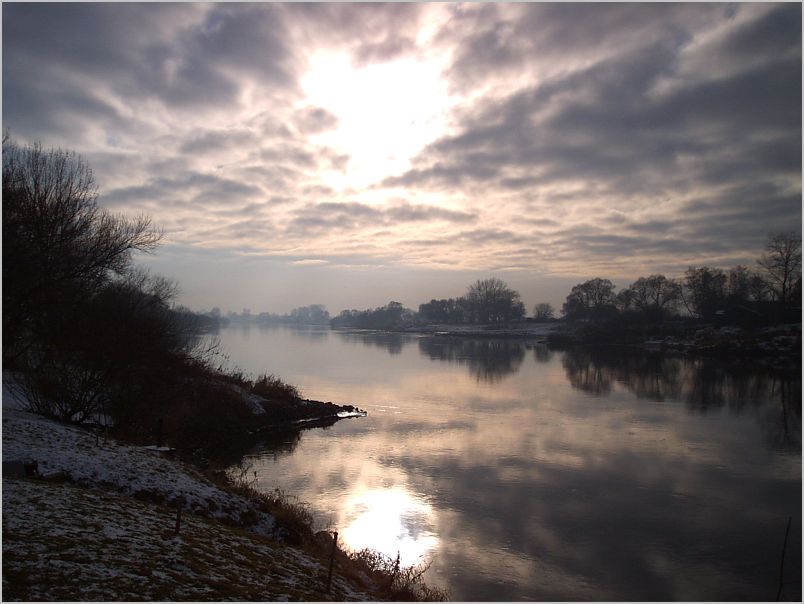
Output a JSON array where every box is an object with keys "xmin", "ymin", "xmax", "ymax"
[{"xmin": 338, "ymin": 487, "xmax": 440, "ymax": 567}]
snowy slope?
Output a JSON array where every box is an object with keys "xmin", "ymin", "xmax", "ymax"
[
  {"xmin": 3, "ymin": 408, "xmax": 276, "ymax": 536},
  {"xmin": 3, "ymin": 478, "xmax": 375, "ymax": 601},
  {"xmin": 2, "ymin": 405, "xmax": 380, "ymax": 601}
]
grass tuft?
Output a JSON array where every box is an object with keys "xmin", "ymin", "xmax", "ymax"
[{"xmin": 251, "ymin": 373, "xmax": 302, "ymax": 402}]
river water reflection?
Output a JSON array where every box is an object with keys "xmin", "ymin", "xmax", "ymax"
[{"xmin": 216, "ymin": 324, "xmax": 801, "ymax": 601}]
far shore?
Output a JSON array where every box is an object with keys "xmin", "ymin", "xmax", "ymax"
[{"xmin": 322, "ymin": 319, "xmax": 801, "ymax": 363}]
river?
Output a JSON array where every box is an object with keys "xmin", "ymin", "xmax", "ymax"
[{"xmin": 214, "ymin": 324, "xmax": 801, "ymax": 601}]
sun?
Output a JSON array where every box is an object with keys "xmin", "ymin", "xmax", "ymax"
[{"xmin": 299, "ymin": 50, "xmax": 454, "ymax": 192}]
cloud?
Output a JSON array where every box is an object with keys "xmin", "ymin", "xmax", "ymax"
[
  {"xmin": 103, "ymin": 171, "xmax": 263, "ymax": 209},
  {"xmin": 438, "ymin": 3, "xmax": 727, "ymax": 92},
  {"xmin": 3, "ymin": 3, "xmax": 800, "ymax": 312},
  {"xmin": 381, "ymin": 3, "xmax": 800, "ymax": 271},
  {"xmin": 3, "ymin": 4, "xmax": 299, "ymax": 138},
  {"xmin": 178, "ymin": 128, "xmax": 261, "ymax": 155},
  {"xmin": 292, "ymin": 259, "xmax": 330, "ymax": 266},
  {"xmin": 385, "ymin": 201, "xmax": 477, "ymax": 224},
  {"xmin": 289, "ymin": 200, "xmax": 477, "ymax": 236},
  {"xmin": 285, "ymin": 3, "xmax": 425, "ymax": 66},
  {"xmin": 294, "ymin": 106, "xmax": 339, "ymax": 134}
]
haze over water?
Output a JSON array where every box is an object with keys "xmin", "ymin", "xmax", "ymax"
[{"xmin": 217, "ymin": 325, "xmax": 801, "ymax": 601}]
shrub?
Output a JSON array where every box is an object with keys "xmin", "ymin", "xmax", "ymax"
[{"xmin": 252, "ymin": 373, "xmax": 302, "ymax": 402}]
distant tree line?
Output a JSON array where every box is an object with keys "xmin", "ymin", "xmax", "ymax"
[
  {"xmin": 200, "ymin": 231, "xmax": 800, "ymax": 334},
  {"xmin": 326, "ymin": 235, "xmax": 800, "ymax": 331},
  {"xmin": 330, "ymin": 301, "xmax": 415, "ymax": 329},
  {"xmin": 329, "ymin": 278, "xmax": 530, "ymax": 330},
  {"xmin": 256, "ymin": 304, "xmax": 330, "ymax": 326},
  {"xmin": 419, "ymin": 278, "xmax": 527, "ymax": 324},
  {"xmin": 197, "ymin": 304, "xmax": 331, "ymax": 327},
  {"xmin": 561, "ymin": 232, "xmax": 801, "ymax": 324}
]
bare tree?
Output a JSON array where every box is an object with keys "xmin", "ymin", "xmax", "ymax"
[
  {"xmin": 466, "ymin": 278, "xmax": 525, "ymax": 324},
  {"xmin": 757, "ymin": 232, "xmax": 802, "ymax": 305},
  {"xmin": 3, "ymin": 139, "xmax": 161, "ymax": 362},
  {"xmin": 532, "ymin": 303, "xmax": 555, "ymax": 320},
  {"xmin": 682, "ymin": 266, "xmax": 727, "ymax": 319},
  {"xmin": 562, "ymin": 278, "xmax": 617, "ymax": 319},
  {"xmin": 622, "ymin": 274, "xmax": 682, "ymax": 318}
]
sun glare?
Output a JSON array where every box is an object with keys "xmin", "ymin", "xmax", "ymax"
[
  {"xmin": 339, "ymin": 487, "xmax": 440, "ymax": 567},
  {"xmin": 300, "ymin": 51, "xmax": 453, "ymax": 191}
]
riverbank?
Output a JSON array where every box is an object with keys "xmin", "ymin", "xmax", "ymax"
[
  {"xmin": 328, "ymin": 320, "xmax": 557, "ymax": 339},
  {"xmin": 334, "ymin": 319, "xmax": 801, "ymax": 365},
  {"xmin": 1, "ymin": 384, "xmax": 445, "ymax": 601},
  {"xmin": 397, "ymin": 321, "xmax": 557, "ymax": 338},
  {"xmin": 546, "ymin": 319, "xmax": 801, "ymax": 366}
]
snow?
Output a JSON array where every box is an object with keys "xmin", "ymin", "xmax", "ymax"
[
  {"xmin": 3, "ymin": 408, "xmax": 277, "ymax": 536},
  {"xmin": 225, "ymin": 383, "xmax": 268, "ymax": 415},
  {"xmin": 337, "ymin": 410, "xmax": 369, "ymax": 419},
  {"xmin": 3, "ymin": 478, "xmax": 377, "ymax": 601},
  {"xmin": 2, "ymin": 393, "xmax": 382, "ymax": 600}
]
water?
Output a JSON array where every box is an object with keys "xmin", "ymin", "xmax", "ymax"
[{"xmin": 215, "ymin": 324, "xmax": 801, "ymax": 601}]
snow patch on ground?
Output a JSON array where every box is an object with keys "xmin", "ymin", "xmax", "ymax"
[
  {"xmin": 3, "ymin": 408, "xmax": 275, "ymax": 536},
  {"xmin": 225, "ymin": 383, "xmax": 268, "ymax": 415},
  {"xmin": 3, "ymin": 478, "xmax": 376, "ymax": 601},
  {"xmin": 2, "ymin": 405, "xmax": 380, "ymax": 601}
]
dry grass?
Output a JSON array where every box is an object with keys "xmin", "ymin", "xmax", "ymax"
[
  {"xmin": 341, "ymin": 548, "xmax": 450, "ymax": 602},
  {"xmin": 218, "ymin": 464, "xmax": 449, "ymax": 601},
  {"xmin": 251, "ymin": 373, "xmax": 303, "ymax": 402},
  {"xmin": 2, "ymin": 477, "xmax": 375, "ymax": 601}
]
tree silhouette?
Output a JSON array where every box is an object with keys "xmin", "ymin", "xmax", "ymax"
[
  {"xmin": 619, "ymin": 274, "xmax": 682, "ymax": 320},
  {"xmin": 533, "ymin": 303, "xmax": 555, "ymax": 320},
  {"xmin": 757, "ymin": 232, "xmax": 801, "ymax": 306},
  {"xmin": 465, "ymin": 278, "xmax": 525, "ymax": 324},
  {"xmin": 681, "ymin": 267, "xmax": 727, "ymax": 319},
  {"xmin": 562, "ymin": 278, "xmax": 617, "ymax": 319},
  {"xmin": 3, "ymin": 138, "xmax": 161, "ymax": 364}
]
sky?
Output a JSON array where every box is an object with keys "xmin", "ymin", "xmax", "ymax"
[{"xmin": 3, "ymin": 2, "xmax": 802, "ymax": 315}]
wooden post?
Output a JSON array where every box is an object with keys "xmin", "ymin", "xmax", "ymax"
[
  {"xmin": 326, "ymin": 531, "xmax": 338, "ymax": 594},
  {"xmin": 776, "ymin": 516, "xmax": 792, "ymax": 601}
]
